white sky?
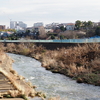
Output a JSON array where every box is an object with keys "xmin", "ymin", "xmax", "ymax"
[{"xmin": 1, "ymin": 0, "xmax": 100, "ymax": 27}]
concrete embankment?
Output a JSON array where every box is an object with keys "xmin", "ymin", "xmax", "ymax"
[{"xmin": 0, "ymin": 51, "xmax": 38, "ymax": 99}]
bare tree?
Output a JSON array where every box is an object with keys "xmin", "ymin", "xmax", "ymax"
[{"xmin": 38, "ymin": 26, "xmax": 47, "ymax": 39}]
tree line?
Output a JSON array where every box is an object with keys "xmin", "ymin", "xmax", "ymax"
[
  {"xmin": 75, "ymin": 20, "xmax": 93, "ymax": 30},
  {"xmin": 75, "ymin": 20, "xmax": 100, "ymax": 36}
]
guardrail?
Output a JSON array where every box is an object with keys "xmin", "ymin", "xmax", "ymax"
[{"xmin": 1, "ymin": 38, "xmax": 100, "ymax": 43}]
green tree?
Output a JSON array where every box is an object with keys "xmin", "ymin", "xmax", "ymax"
[
  {"xmin": 51, "ymin": 35, "xmax": 55, "ymax": 39},
  {"xmin": 25, "ymin": 30, "xmax": 30, "ymax": 36},
  {"xmin": 60, "ymin": 26, "xmax": 66, "ymax": 32},
  {"xmin": 87, "ymin": 21, "xmax": 93, "ymax": 29},
  {"xmin": 60, "ymin": 35, "xmax": 64, "ymax": 39},
  {"xmin": 95, "ymin": 26, "xmax": 100, "ymax": 36},
  {"xmin": 75, "ymin": 20, "xmax": 82, "ymax": 30},
  {"xmin": 82, "ymin": 21, "xmax": 88, "ymax": 29},
  {"xmin": 26, "ymin": 30, "xmax": 30, "ymax": 33}
]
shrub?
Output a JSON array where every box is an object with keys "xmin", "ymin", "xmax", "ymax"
[{"xmin": 51, "ymin": 35, "xmax": 55, "ymax": 39}]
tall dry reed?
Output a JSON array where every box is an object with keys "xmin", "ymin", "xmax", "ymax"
[{"xmin": 0, "ymin": 43, "xmax": 100, "ymax": 85}]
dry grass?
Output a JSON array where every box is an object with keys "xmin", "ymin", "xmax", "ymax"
[
  {"xmin": 90, "ymin": 58, "xmax": 100, "ymax": 73},
  {"xmin": 58, "ymin": 30, "xmax": 86, "ymax": 39},
  {"xmin": 0, "ymin": 43, "xmax": 100, "ymax": 85}
]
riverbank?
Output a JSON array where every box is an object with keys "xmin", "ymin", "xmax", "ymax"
[
  {"xmin": 0, "ymin": 51, "xmax": 38, "ymax": 99},
  {"xmin": 0, "ymin": 50, "xmax": 58, "ymax": 100},
  {"xmin": 0, "ymin": 43, "xmax": 100, "ymax": 86}
]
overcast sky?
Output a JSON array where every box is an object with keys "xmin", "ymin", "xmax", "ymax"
[{"xmin": 1, "ymin": 0, "xmax": 100, "ymax": 27}]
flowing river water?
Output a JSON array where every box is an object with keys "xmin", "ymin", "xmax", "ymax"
[{"xmin": 7, "ymin": 53, "xmax": 100, "ymax": 100}]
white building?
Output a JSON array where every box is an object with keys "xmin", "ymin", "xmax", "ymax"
[
  {"xmin": 18, "ymin": 21, "xmax": 27, "ymax": 29},
  {"xmin": 10, "ymin": 21, "xmax": 27, "ymax": 29},
  {"xmin": 45, "ymin": 28, "xmax": 53, "ymax": 33},
  {"xmin": 66, "ymin": 23, "xmax": 75, "ymax": 30},
  {"xmin": 45, "ymin": 22, "xmax": 59, "ymax": 28},
  {"xmin": 34, "ymin": 22, "xmax": 43, "ymax": 28},
  {"xmin": 10, "ymin": 21, "xmax": 17, "ymax": 29}
]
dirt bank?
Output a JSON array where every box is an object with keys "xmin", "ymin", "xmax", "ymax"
[{"xmin": 0, "ymin": 50, "xmax": 46, "ymax": 100}]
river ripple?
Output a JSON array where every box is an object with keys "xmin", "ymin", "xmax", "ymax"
[{"xmin": 7, "ymin": 53, "xmax": 100, "ymax": 100}]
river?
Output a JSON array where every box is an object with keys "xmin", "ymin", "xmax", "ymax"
[{"xmin": 7, "ymin": 53, "xmax": 100, "ymax": 100}]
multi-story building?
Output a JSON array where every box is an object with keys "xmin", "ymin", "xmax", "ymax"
[
  {"xmin": 0, "ymin": 25, "xmax": 5, "ymax": 30},
  {"xmin": 34, "ymin": 22, "xmax": 43, "ymax": 28},
  {"xmin": 10, "ymin": 21, "xmax": 27, "ymax": 29},
  {"xmin": 10, "ymin": 21, "xmax": 17, "ymax": 29},
  {"xmin": 18, "ymin": 21, "xmax": 27, "ymax": 29}
]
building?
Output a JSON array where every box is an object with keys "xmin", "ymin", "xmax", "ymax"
[
  {"xmin": 93, "ymin": 22, "xmax": 99, "ymax": 27},
  {"xmin": 34, "ymin": 22, "xmax": 43, "ymax": 28},
  {"xmin": 26, "ymin": 27, "xmax": 34, "ymax": 32},
  {"xmin": 45, "ymin": 22, "xmax": 59, "ymax": 29},
  {"xmin": 18, "ymin": 21, "xmax": 27, "ymax": 29},
  {"xmin": 0, "ymin": 25, "xmax": 5, "ymax": 30},
  {"xmin": 45, "ymin": 22, "xmax": 75, "ymax": 31},
  {"xmin": 10, "ymin": 21, "xmax": 27, "ymax": 29},
  {"xmin": 10, "ymin": 21, "xmax": 17, "ymax": 29},
  {"xmin": 45, "ymin": 28, "xmax": 53, "ymax": 33},
  {"xmin": 66, "ymin": 23, "xmax": 75, "ymax": 30}
]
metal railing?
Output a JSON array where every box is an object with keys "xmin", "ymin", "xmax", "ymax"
[{"xmin": 1, "ymin": 38, "xmax": 100, "ymax": 43}]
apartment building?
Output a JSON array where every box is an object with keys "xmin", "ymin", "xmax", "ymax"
[
  {"xmin": 10, "ymin": 21, "xmax": 27, "ymax": 29},
  {"xmin": 34, "ymin": 22, "xmax": 43, "ymax": 28},
  {"xmin": 10, "ymin": 21, "xmax": 17, "ymax": 29},
  {"xmin": 0, "ymin": 25, "xmax": 5, "ymax": 30}
]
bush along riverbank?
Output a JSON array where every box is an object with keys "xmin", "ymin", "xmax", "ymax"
[{"xmin": 0, "ymin": 43, "xmax": 100, "ymax": 86}]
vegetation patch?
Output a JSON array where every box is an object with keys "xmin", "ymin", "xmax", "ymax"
[{"xmin": 0, "ymin": 43, "xmax": 100, "ymax": 86}]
